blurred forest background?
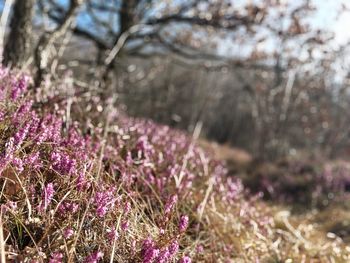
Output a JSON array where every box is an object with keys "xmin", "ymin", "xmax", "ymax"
[{"xmin": 2, "ymin": 0, "xmax": 350, "ymax": 161}]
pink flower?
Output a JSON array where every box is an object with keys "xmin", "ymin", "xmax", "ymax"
[
  {"xmin": 94, "ymin": 187, "xmax": 116, "ymax": 217},
  {"xmin": 168, "ymin": 240, "xmax": 179, "ymax": 256},
  {"xmin": 143, "ymin": 247, "xmax": 159, "ymax": 263},
  {"xmin": 106, "ymin": 227, "xmax": 119, "ymax": 242},
  {"xmin": 121, "ymin": 220, "xmax": 129, "ymax": 231},
  {"xmin": 63, "ymin": 228, "xmax": 74, "ymax": 239},
  {"xmin": 24, "ymin": 152, "xmax": 41, "ymax": 169},
  {"xmin": 49, "ymin": 252, "xmax": 63, "ymax": 263},
  {"xmin": 84, "ymin": 251, "xmax": 104, "ymax": 263},
  {"xmin": 164, "ymin": 194, "xmax": 177, "ymax": 215},
  {"xmin": 13, "ymin": 100, "xmax": 33, "ymax": 124},
  {"xmin": 179, "ymin": 215, "xmax": 189, "ymax": 232},
  {"xmin": 14, "ymin": 121, "xmax": 31, "ymax": 146},
  {"xmin": 0, "ymin": 137, "xmax": 15, "ymax": 172},
  {"xmin": 196, "ymin": 245, "xmax": 204, "ymax": 253},
  {"xmin": 142, "ymin": 238, "xmax": 159, "ymax": 263},
  {"xmin": 123, "ymin": 201, "xmax": 131, "ymax": 214},
  {"xmin": 178, "ymin": 256, "xmax": 192, "ymax": 263},
  {"xmin": 50, "ymin": 150, "xmax": 76, "ymax": 175},
  {"xmin": 156, "ymin": 248, "xmax": 171, "ymax": 263},
  {"xmin": 12, "ymin": 157, "xmax": 23, "ymax": 173},
  {"xmin": 77, "ymin": 171, "xmax": 87, "ymax": 191},
  {"xmin": 11, "ymin": 75, "xmax": 28, "ymax": 100},
  {"xmin": 58, "ymin": 201, "xmax": 79, "ymax": 216}
]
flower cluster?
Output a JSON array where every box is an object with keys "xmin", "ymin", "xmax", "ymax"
[
  {"xmin": 93, "ymin": 187, "xmax": 117, "ymax": 217},
  {"xmin": 84, "ymin": 251, "xmax": 104, "ymax": 263},
  {"xmin": 50, "ymin": 150, "xmax": 76, "ymax": 175},
  {"xmin": 0, "ymin": 67, "xmax": 346, "ymax": 262}
]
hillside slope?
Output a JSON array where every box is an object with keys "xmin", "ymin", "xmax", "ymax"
[{"xmin": 0, "ymin": 69, "xmax": 349, "ymax": 262}]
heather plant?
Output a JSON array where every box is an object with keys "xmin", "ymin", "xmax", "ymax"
[
  {"xmin": 0, "ymin": 67, "xmax": 349, "ymax": 262},
  {"xmin": 243, "ymin": 158, "xmax": 350, "ymax": 208}
]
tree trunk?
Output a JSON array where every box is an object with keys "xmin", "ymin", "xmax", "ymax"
[
  {"xmin": 101, "ymin": 0, "xmax": 138, "ymax": 83},
  {"xmin": 3, "ymin": 0, "xmax": 35, "ymax": 68}
]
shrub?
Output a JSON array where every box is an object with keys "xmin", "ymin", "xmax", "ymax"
[
  {"xmin": 0, "ymin": 68, "xmax": 349, "ymax": 262},
  {"xmin": 244, "ymin": 158, "xmax": 350, "ymax": 207}
]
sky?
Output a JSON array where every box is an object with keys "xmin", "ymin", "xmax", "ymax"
[
  {"xmin": 312, "ymin": 0, "xmax": 350, "ymax": 45},
  {"xmin": 76, "ymin": 0, "xmax": 350, "ymax": 48},
  {"xmin": 0, "ymin": 0, "xmax": 349, "ymax": 48}
]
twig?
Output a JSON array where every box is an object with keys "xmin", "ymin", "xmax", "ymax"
[
  {"xmin": 104, "ymin": 24, "xmax": 148, "ymax": 66},
  {"xmin": 0, "ymin": 208, "xmax": 5, "ymax": 263},
  {"xmin": 175, "ymin": 121, "xmax": 202, "ymax": 188}
]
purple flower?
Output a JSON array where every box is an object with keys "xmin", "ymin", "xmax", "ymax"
[
  {"xmin": 49, "ymin": 252, "xmax": 63, "ymax": 263},
  {"xmin": 58, "ymin": 202, "xmax": 79, "ymax": 216},
  {"xmin": 121, "ymin": 220, "xmax": 129, "ymax": 231},
  {"xmin": 142, "ymin": 238, "xmax": 159, "ymax": 263},
  {"xmin": 14, "ymin": 121, "xmax": 31, "ymax": 146},
  {"xmin": 11, "ymin": 75, "xmax": 29, "ymax": 100},
  {"xmin": 168, "ymin": 240, "xmax": 179, "ymax": 256},
  {"xmin": 84, "ymin": 251, "xmax": 104, "ymax": 263},
  {"xmin": 13, "ymin": 100, "xmax": 33, "ymax": 124},
  {"xmin": 179, "ymin": 215, "xmax": 189, "ymax": 232},
  {"xmin": 63, "ymin": 228, "xmax": 74, "ymax": 239},
  {"xmin": 35, "ymin": 114, "xmax": 61, "ymax": 145},
  {"xmin": 143, "ymin": 247, "xmax": 159, "ymax": 263},
  {"xmin": 12, "ymin": 157, "xmax": 23, "ymax": 173},
  {"xmin": 50, "ymin": 151, "xmax": 76, "ymax": 175},
  {"xmin": 136, "ymin": 135, "xmax": 154, "ymax": 159},
  {"xmin": 164, "ymin": 194, "xmax": 177, "ymax": 215},
  {"xmin": 123, "ymin": 201, "xmax": 131, "ymax": 214},
  {"xmin": 106, "ymin": 227, "xmax": 119, "ymax": 242},
  {"xmin": 196, "ymin": 245, "xmax": 204, "ymax": 253},
  {"xmin": 142, "ymin": 238, "xmax": 155, "ymax": 250},
  {"xmin": 76, "ymin": 171, "xmax": 88, "ymax": 191},
  {"xmin": 5, "ymin": 137, "xmax": 15, "ymax": 155},
  {"xmin": 156, "ymin": 248, "xmax": 171, "ymax": 263},
  {"xmin": 24, "ymin": 152, "xmax": 41, "ymax": 169},
  {"xmin": 94, "ymin": 187, "xmax": 116, "ymax": 217},
  {"xmin": 178, "ymin": 256, "xmax": 192, "ymax": 263},
  {"xmin": 0, "ymin": 110, "xmax": 4, "ymax": 122}
]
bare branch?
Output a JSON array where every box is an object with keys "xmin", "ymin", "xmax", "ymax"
[{"xmin": 34, "ymin": 0, "xmax": 84, "ymax": 86}]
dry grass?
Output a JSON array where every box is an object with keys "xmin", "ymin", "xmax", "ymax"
[{"xmin": 0, "ymin": 69, "xmax": 350, "ymax": 262}]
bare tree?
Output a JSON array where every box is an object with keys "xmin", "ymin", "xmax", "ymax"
[
  {"xmin": 3, "ymin": 0, "xmax": 35, "ymax": 68},
  {"xmin": 41, "ymin": 0, "xmax": 263, "ymax": 74}
]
